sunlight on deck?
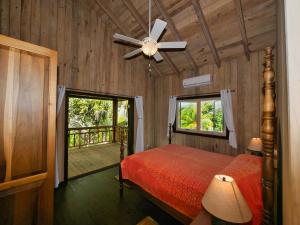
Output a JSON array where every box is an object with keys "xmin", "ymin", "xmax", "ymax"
[{"xmin": 68, "ymin": 143, "xmax": 127, "ymax": 178}]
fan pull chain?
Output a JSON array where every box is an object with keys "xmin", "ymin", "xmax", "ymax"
[{"xmin": 148, "ymin": 57, "xmax": 152, "ymax": 76}]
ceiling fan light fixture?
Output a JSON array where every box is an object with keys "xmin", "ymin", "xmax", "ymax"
[{"xmin": 142, "ymin": 37, "xmax": 158, "ymax": 56}]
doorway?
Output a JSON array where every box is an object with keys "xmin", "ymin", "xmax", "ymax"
[{"xmin": 64, "ymin": 91, "xmax": 134, "ymax": 180}]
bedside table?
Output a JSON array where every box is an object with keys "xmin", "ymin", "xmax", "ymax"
[{"xmin": 190, "ymin": 210, "xmax": 211, "ymax": 225}]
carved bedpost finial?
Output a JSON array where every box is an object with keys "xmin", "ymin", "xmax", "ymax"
[
  {"xmin": 262, "ymin": 47, "xmax": 275, "ymax": 225},
  {"xmin": 264, "ymin": 47, "xmax": 273, "ymax": 71}
]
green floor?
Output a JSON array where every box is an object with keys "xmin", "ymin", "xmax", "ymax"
[{"xmin": 54, "ymin": 166, "xmax": 182, "ymax": 225}]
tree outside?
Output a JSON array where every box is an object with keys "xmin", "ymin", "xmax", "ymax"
[
  {"xmin": 68, "ymin": 97, "xmax": 128, "ymax": 149},
  {"xmin": 179, "ymin": 99, "xmax": 224, "ymax": 133},
  {"xmin": 68, "ymin": 98, "xmax": 113, "ymax": 128},
  {"xmin": 179, "ymin": 102, "xmax": 197, "ymax": 129},
  {"xmin": 200, "ymin": 100, "xmax": 223, "ymax": 132},
  {"xmin": 117, "ymin": 100, "xmax": 128, "ymax": 126}
]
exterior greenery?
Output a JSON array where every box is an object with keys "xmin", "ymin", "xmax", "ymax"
[
  {"xmin": 68, "ymin": 97, "xmax": 128, "ymax": 149},
  {"xmin": 179, "ymin": 102, "xmax": 197, "ymax": 129},
  {"xmin": 68, "ymin": 97, "xmax": 113, "ymax": 128},
  {"xmin": 178, "ymin": 98, "xmax": 224, "ymax": 134},
  {"xmin": 117, "ymin": 100, "xmax": 128, "ymax": 126},
  {"xmin": 200, "ymin": 100, "xmax": 223, "ymax": 132}
]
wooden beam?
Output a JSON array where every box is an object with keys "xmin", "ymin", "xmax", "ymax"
[
  {"xmin": 234, "ymin": 0, "xmax": 250, "ymax": 60},
  {"xmin": 121, "ymin": 0, "xmax": 148, "ymax": 33},
  {"xmin": 94, "ymin": 0, "xmax": 163, "ymax": 77},
  {"xmin": 121, "ymin": 0, "xmax": 180, "ymax": 76},
  {"xmin": 153, "ymin": 0, "xmax": 198, "ymax": 73},
  {"xmin": 163, "ymin": 53, "xmax": 181, "ymax": 75},
  {"xmin": 191, "ymin": 0, "xmax": 221, "ymax": 67}
]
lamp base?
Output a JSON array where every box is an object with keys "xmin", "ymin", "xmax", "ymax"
[{"xmin": 212, "ymin": 216, "xmax": 235, "ymax": 225}]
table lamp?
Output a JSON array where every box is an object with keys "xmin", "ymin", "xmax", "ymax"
[
  {"xmin": 247, "ymin": 138, "xmax": 263, "ymax": 156},
  {"xmin": 202, "ymin": 175, "xmax": 252, "ymax": 225}
]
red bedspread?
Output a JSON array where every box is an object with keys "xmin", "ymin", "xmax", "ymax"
[
  {"xmin": 121, "ymin": 144, "xmax": 234, "ymax": 217},
  {"xmin": 220, "ymin": 154, "xmax": 262, "ymax": 225},
  {"xmin": 121, "ymin": 145, "xmax": 262, "ymax": 224}
]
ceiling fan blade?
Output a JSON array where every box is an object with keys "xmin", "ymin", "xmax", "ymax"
[
  {"xmin": 153, "ymin": 51, "xmax": 163, "ymax": 62},
  {"xmin": 124, "ymin": 48, "xmax": 142, "ymax": 59},
  {"xmin": 158, "ymin": 41, "xmax": 187, "ymax": 49},
  {"xmin": 113, "ymin": 33, "xmax": 143, "ymax": 46},
  {"xmin": 150, "ymin": 19, "xmax": 167, "ymax": 41}
]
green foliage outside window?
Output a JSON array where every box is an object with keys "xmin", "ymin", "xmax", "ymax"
[
  {"xmin": 68, "ymin": 97, "xmax": 113, "ymax": 128},
  {"xmin": 201, "ymin": 100, "xmax": 223, "ymax": 132},
  {"xmin": 178, "ymin": 98, "xmax": 224, "ymax": 135},
  {"xmin": 179, "ymin": 102, "xmax": 197, "ymax": 129},
  {"xmin": 117, "ymin": 100, "xmax": 128, "ymax": 126},
  {"xmin": 68, "ymin": 97, "xmax": 128, "ymax": 149}
]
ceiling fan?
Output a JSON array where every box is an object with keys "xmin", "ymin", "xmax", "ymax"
[{"xmin": 113, "ymin": 0, "xmax": 187, "ymax": 63}]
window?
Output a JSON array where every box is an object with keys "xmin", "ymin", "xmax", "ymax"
[{"xmin": 175, "ymin": 96, "xmax": 227, "ymax": 137}]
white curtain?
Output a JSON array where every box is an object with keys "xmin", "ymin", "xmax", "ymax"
[
  {"xmin": 55, "ymin": 85, "xmax": 65, "ymax": 188},
  {"xmin": 220, "ymin": 89, "xmax": 237, "ymax": 148},
  {"xmin": 167, "ymin": 96, "xmax": 177, "ymax": 136},
  {"xmin": 135, "ymin": 96, "xmax": 144, "ymax": 153}
]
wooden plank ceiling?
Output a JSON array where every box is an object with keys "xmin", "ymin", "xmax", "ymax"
[{"xmin": 87, "ymin": 0, "xmax": 276, "ymax": 76}]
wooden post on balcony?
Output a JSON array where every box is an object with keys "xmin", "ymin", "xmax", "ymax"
[{"xmin": 113, "ymin": 99, "xmax": 118, "ymax": 143}]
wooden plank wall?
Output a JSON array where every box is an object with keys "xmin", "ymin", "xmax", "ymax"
[
  {"xmin": 154, "ymin": 51, "xmax": 265, "ymax": 155},
  {"xmin": 0, "ymin": 0, "xmax": 155, "ymax": 183}
]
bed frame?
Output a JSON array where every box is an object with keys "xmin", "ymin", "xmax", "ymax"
[{"xmin": 119, "ymin": 47, "xmax": 276, "ymax": 225}]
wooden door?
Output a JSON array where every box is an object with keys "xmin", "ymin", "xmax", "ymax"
[{"xmin": 0, "ymin": 35, "xmax": 57, "ymax": 225}]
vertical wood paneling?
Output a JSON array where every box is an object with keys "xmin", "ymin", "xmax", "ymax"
[
  {"xmin": 30, "ymin": 0, "xmax": 41, "ymax": 44},
  {"xmin": 48, "ymin": 0, "xmax": 57, "ymax": 50},
  {"xmin": 56, "ymin": 0, "xmax": 65, "ymax": 84},
  {"xmin": 0, "ymin": 0, "xmax": 10, "ymax": 35},
  {"xmin": 154, "ymin": 52, "xmax": 265, "ymax": 155},
  {"xmin": 20, "ymin": 0, "xmax": 32, "ymax": 42},
  {"xmin": 0, "ymin": 0, "xmax": 154, "ymax": 184},
  {"xmin": 9, "ymin": 0, "xmax": 21, "ymax": 38},
  {"xmin": 40, "ymin": 0, "xmax": 50, "ymax": 47}
]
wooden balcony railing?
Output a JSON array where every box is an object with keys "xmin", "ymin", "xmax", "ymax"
[{"xmin": 68, "ymin": 125, "xmax": 128, "ymax": 149}]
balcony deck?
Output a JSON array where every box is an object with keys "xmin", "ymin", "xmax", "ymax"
[{"xmin": 68, "ymin": 143, "xmax": 126, "ymax": 179}]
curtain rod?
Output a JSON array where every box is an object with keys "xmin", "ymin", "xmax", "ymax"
[
  {"xmin": 175, "ymin": 89, "xmax": 236, "ymax": 98},
  {"xmin": 65, "ymin": 88, "xmax": 135, "ymax": 99}
]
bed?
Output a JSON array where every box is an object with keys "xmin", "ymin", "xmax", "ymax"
[
  {"xmin": 121, "ymin": 144, "xmax": 262, "ymax": 224},
  {"xmin": 119, "ymin": 47, "xmax": 276, "ymax": 225}
]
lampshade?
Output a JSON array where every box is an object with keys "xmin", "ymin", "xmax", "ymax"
[
  {"xmin": 202, "ymin": 175, "xmax": 252, "ymax": 223},
  {"xmin": 248, "ymin": 138, "xmax": 262, "ymax": 152}
]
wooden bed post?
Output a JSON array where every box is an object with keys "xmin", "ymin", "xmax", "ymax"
[
  {"xmin": 119, "ymin": 130, "xmax": 125, "ymax": 197},
  {"xmin": 168, "ymin": 123, "xmax": 172, "ymax": 144},
  {"xmin": 262, "ymin": 47, "xmax": 275, "ymax": 225}
]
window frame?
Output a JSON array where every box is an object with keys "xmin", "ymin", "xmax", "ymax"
[{"xmin": 174, "ymin": 94, "xmax": 229, "ymax": 139}]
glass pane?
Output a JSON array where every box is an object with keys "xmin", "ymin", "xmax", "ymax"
[
  {"xmin": 179, "ymin": 101, "xmax": 197, "ymax": 129},
  {"xmin": 200, "ymin": 99, "xmax": 224, "ymax": 133},
  {"xmin": 117, "ymin": 100, "xmax": 128, "ymax": 126},
  {"xmin": 214, "ymin": 100, "xmax": 224, "ymax": 132},
  {"xmin": 68, "ymin": 97, "xmax": 113, "ymax": 128},
  {"xmin": 200, "ymin": 100, "xmax": 214, "ymax": 131}
]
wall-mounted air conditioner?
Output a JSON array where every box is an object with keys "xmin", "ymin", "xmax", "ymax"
[{"xmin": 182, "ymin": 74, "xmax": 212, "ymax": 88}]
